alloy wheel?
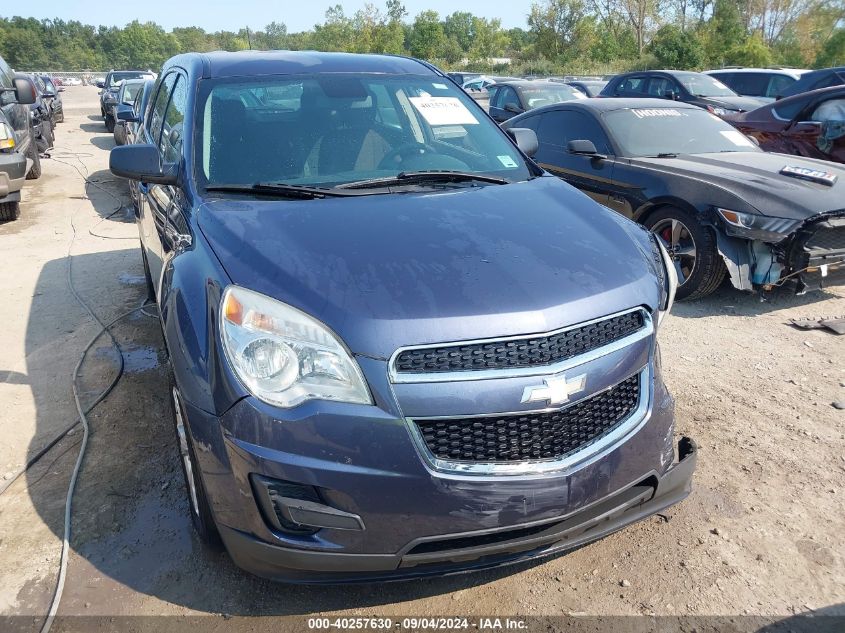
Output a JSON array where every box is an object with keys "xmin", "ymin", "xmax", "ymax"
[{"xmin": 652, "ymin": 218, "xmax": 698, "ymax": 286}]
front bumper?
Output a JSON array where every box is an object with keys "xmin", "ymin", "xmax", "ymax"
[
  {"xmin": 180, "ymin": 337, "xmax": 694, "ymax": 582},
  {"xmin": 218, "ymin": 437, "xmax": 696, "ymax": 583},
  {"xmin": 0, "ymin": 151, "xmax": 27, "ymax": 200}
]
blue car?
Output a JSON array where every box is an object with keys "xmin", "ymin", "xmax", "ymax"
[{"xmin": 109, "ymin": 51, "xmax": 696, "ymax": 582}]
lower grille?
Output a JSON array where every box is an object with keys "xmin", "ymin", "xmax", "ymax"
[
  {"xmin": 805, "ymin": 225, "xmax": 845, "ymax": 254},
  {"xmin": 414, "ymin": 373, "xmax": 641, "ymax": 463}
]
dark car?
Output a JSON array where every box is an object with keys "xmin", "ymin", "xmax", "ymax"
[
  {"xmin": 600, "ymin": 70, "xmax": 767, "ymax": 117},
  {"xmin": 488, "ymin": 80, "xmax": 586, "ymax": 123},
  {"xmin": 14, "ymin": 74, "xmax": 54, "ymax": 154},
  {"xmin": 446, "ymin": 72, "xmax": 482, "ymax": 87},
  {"xmin": 727, "ymin": 86, "xmax": 845, "ymax": 166},
  {"xmin": 505, "ymin": 98, "xmax": 845, "ymax": 299},
  {"xmin": 99, "ymin": 70, "xmax": 155, "ymax": 131},
  {"xmin": 566, "ymin": 80, "xmax": 608, "ymax": 97},
  {"xmin": 0, "ymin": 56, "xmax": 37, "ymax": 221},
  {"xmin": 703, "ymin": 68, "xmax": 807, "ymax": 102},
  {"xmin": 112, "ymin": 79, "xmax": 147, "ymax": 146},
  {"xmin": 777, "ymin": 66, "xmax": 845, "ymax": 99},
  {"xmin": 115, "ymin": 78, "xmax": 155, "ymax": 210},
  {"xmin": 37, "ymin": 74, "xmax": 64, "ymax": 123},
  {"xmin": 108, "ymin": 50, "xmax": 694, "ymax": 582}
]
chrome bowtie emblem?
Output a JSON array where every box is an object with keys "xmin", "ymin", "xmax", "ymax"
[{"xmin": 521, "ymin": 374, "xmax": 587, "ymax": 406}]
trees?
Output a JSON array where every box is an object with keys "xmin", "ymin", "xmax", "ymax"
[
  {"xmin": 650, "ymin": 24, "xmax": 706, "ymax": 67},
  {"xmin": 408, "ymin": 11, "xmax": 446, "ymax": 59},
  {"xmin": 0, "ymin": 2, "xmax": 842, "ymax": 73}
]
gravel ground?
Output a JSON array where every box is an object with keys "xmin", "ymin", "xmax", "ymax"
[{"xmin": 0, "ymin": 87, "xmax": 843, "ymax": 633}]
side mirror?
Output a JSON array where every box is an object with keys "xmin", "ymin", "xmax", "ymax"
[
  {"xmin": 12, "ymin": 77, "xmax": 36, "ymax": 105},
  {"xmin": 568, "ymin": 139, "xmax": 606, "ymax": 158},
  {"xmin": 116, "ymin": 104, "xmax": 138, "ymax": 123},
  {"xmin": 110, "ymin": 144, "xmax": 178, "ymax": 185},
  {"xmin": 505, "ymin": 103, "xmax": 524, "ymax": 114},
  {"xmin": 506, "ymin": 127, "xmax": 539, "ymax": 157},
  {"xmin": 96, "ymin": 81, "xmax": 105, "ymax": 89},
  {"xmin": 665, "ymin": 91, "xmax": 678, "ymax": 101}
]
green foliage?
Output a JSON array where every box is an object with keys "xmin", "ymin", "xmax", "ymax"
[
  {"xmin": 815, "ymin": 28, "xmax": 845, "ymax": 67},
  {"xmin": 725, "ymin": 33, "xmax": 773, "ymax": 67},
  {"xmin": 408, "ymin": 11, "xmax": 445, "ymax": 60},
  {"xmin": 0, "ymin": 0, "xmax": 840, "ymax": 73},
  {"xmin": 649, "ymin": 24, "xmax": 705, "ymax": 69}
]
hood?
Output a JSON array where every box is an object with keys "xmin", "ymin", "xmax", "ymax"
[
  {"xmin": 198, "ymin": 177, "xmax": 659, "ymax": 359},
  {"xmin": 632, "ymin": 152, "xmax": 845, "ymax": 220},
  {"xmin": 703, "ymin": 95, "xmax": 768, "ymax": 112}
]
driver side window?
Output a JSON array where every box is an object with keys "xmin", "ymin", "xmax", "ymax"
[{"xmin": 501, "ymin": 87, "xmax": 520, "ymax": 110}]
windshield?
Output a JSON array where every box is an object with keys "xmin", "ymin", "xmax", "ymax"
[
  {"xmin": 519, "ymin": 85, "xmax": 586, "ymax": 109},
  {"xmin": 196, "ymin": 74, "xmax": 532, "ymax": 190},
  {"xmin": 121, "ymin": 81, "xmax": 144, "ymax": 103},
  {"xmin": 603, "ymin": 107, "xmax": 760, "ymax": 156},
  {"xmin": 109, "ymin": 72, "xmax": 150, "ymax": 88},
  {"xmin": 675, "ymin": 73, "xmax": 736, "ymax": 97}
]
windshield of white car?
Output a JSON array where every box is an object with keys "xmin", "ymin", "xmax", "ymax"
[
  {"xmin": 109, "ymin": 72, "xmax": 150, "ymax": 87},
  {"xmin": 603, "ymin": 108, "xmax": 761, "ymax": 157},
  {"xmin": 674, "ymin": 73, "xmax": 736, "ymax": 97},
  {"xmin": 195, "ymin": 74, "xmax": 534, "ymax": 191},
  {"xmin": 519, "ymin": 85, "xmax": 586, "ymax": 108}
]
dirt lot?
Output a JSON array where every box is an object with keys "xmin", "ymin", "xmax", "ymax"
[{"xmin": 0, "ymin": 87, "xmax": 843, "ymax": 633}]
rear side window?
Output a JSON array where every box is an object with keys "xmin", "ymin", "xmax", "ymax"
[
  {"xmin": 148, "ymin": 73, "xmax": 177, "ymax": 145},
  {"xmin": 729, "ymin": 73, "xmax": 770, "ymax": 97},
  {"xmin": 767, "ymin": 75, "xmax": 795, "ymax": 98}
]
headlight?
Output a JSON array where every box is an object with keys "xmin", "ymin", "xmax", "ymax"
[
  {"xmin": 707, "ymin": 105, "xmax": 728, "ymax": 116},
  {"xmin": 220, "ymin": 286, "xmax": 372, "ymax": 408},
  {"xmin": 650, "ymin": 234, "xmax": 678, "ymax": 324},
  {"xmin": 0, "ymin": 122, "xmax": 16, "ymax": 150},
  {"xmin": 716, "ymin": 207, "xmax": 801, "ymax": 241}
]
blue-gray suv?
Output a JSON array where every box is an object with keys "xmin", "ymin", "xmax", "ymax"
[{"xmin": 109, "ymin": 51, "xmax": 696, "ymax": 582}]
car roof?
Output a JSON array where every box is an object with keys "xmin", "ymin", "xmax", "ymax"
[
  {"xmin": 166, "ymin": 50, "xmax": 438, "ymax": 79},
  {"xmin": 497, "ymin": 80, "xmax": 571, "ymax": 89},
  {"xmin": 704, "ymin": 68, "xmax": 808, "ymax": 76},
  {"xmin": 526, "ymin": 97, "xmax": 702, "ymax": 113}
]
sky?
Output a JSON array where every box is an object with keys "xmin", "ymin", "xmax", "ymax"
[{"xmin": 4, "ymin": 1, "xmax": 532, "ymax": 33}]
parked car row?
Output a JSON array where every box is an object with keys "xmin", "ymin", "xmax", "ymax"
[
  {"xmin": 0, "ymin": 55, "xmax": 54, "ymax": 222},
  {"xmin": 96, "ymin": 69, "xmax": 156, "ymax": 132}
]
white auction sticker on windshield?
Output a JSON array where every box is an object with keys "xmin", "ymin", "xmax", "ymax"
[
  {"xmin": 631, "ymin": 109, "xmax": 684, "ymax": 118},
  {"xmin": 497, "ymin": 155, "xmax": 518, "ymax": 168},
  {"xmin": 410, "ymin": 97, "xmax": 479, "ymax": 126},
  {"xmin": 720, "ymin": 130, "xmax": 755, "ymax": 147}
]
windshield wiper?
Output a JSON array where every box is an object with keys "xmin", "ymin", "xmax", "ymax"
[
  {"xmin": 335, "ymin": 170, "xmax": 509, "ymax": 190},
  {"xmin": 206, "ymin": 183, "xmax": 366, "ymax": 199},
  {"xmin": 646, "ymin": 153, "xmax": 679, "ymax": 158}
]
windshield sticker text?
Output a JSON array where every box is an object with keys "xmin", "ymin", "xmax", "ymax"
[{"xmin": 409, "ymin": 97, "xmax": 480, "ymax": 126}]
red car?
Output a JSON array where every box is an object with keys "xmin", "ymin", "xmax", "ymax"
[{"xmin": 727, "ymin": 85, "xmax": 845, "ymax": 164}]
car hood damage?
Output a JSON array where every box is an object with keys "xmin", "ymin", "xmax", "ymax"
[
  {"xmin": 632, "ymin": 152, "xmax": 845, "ymax": 221},
  {"xmin": 197, "ymin": 177, "xmax": 659, "ymax": 359}
]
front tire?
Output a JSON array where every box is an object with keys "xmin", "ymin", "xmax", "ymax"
[
  {"xmin": 644, "ymin": 206, "xmax": 725, "ymax": 301},
  {"xmin": 168, "ymin": 373, "xmax": 221, "ymax": 548},
  {"xmin": 25, "ymin": 137, "xmax": 42, "ymax": 180},
  {"xmin": 105, "ymin": 114, "xmax": 115, "ymax": 133},
  {"xmin": 0, "ymin": 201, "xmax": 20, "ymax": 222}
]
